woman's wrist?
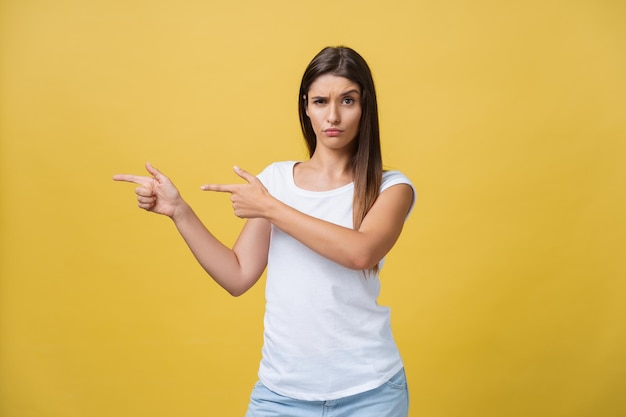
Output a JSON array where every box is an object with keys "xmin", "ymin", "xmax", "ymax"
[{"xmin": 171, "ymin": 200, "xmax": 193, "ymax": 223}]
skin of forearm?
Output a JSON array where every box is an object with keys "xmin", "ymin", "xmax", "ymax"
[
  {"xmin": 265, "ymin": 199, "xmax": 390, "ymax": 271},
  {"xmin": 171, "ymin": 202, "xmax": 263, "ymax": 296},
  {"xmin": 261, "ymin": 184, "xmax": 413, "ymax": 271}
]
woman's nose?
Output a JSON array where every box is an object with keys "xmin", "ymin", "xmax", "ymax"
[{"xmin": 327, "ymin": 103, "xmax": 340, "ymax": 124}]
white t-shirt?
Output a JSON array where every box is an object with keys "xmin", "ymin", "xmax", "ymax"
[{"xmin": 256, "ymin": 161, "xmax": 415, "ymax": 401}]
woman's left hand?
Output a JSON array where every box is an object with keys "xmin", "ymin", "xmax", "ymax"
[{"xmin": 201, "ymin": 166, "xmax": 273, "ymax": 219}]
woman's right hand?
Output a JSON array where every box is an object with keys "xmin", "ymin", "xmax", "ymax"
[{"xmin": 113, "ymin": 162, "xmax": 184, "ymax": 218}]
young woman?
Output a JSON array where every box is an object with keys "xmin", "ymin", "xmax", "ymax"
[{"xmin": 114, "ymin": 46, "xmax": 415, "ymax": 417}]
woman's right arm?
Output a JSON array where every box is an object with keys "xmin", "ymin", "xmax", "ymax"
[{"xmin": 113, "ymin": 163, "xmax": 270, "ymax": 296}]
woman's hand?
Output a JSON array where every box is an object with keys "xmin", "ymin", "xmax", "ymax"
[
  {"xmin": 113, "ymin": 162, "xmax": 184, "ymax": 218},
  {"xmin": 201, "ymin": 166, "xmax": 273, "ymax": 219}
]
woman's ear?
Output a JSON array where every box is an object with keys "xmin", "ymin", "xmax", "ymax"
[{"xmin": 303, "ymin": 95, "xmax": 309, "ymax": 117}]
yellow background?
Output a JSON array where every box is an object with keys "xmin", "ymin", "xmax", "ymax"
[{"xmin": 1, "ymin": 0, "xmax": 625, "ymax": 416}]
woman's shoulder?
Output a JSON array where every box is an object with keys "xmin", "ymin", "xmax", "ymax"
[
  {"xmin": 259, "ymin": 160, "xmax": 298, "ymax": 173},
  {"xmin": 381, "ymin": 169, "xmax": 413, "ymax": 190},
  {"xmin": 381, "ymin": 170, "xmax": 417, "ymax": 216},
  {"xmin": 257, "ymin": 161, "xmax": 299, "ymax": 187}
]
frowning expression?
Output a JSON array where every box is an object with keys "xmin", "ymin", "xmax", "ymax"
[{"xmin": 305, "ymin": 74, "xmax": 362, "ymax": 153}]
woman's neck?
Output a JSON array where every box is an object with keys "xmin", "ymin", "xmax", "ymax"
[{"xmin": 294, "ymin": 152, "xmax": 354, "ymax": 191}]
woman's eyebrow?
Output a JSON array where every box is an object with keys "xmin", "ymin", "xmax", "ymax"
[
  {"xmin": 310, "ymin": 89, "xmax": 361, "ymax": 100},
  {"xmin": 341, "ymin": 89, "xmax": 361, "ymax": 96}
]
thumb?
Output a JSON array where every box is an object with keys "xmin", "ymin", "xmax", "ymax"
[
  {"xmin": 233, "ymin": 165, "xmax": 257, "ymax": 183},
  {"xmin": 145, "ymin": 162, "xmax": 166, "ymax": 181}
]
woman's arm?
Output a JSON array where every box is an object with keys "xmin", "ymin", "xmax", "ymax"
[
  {"xmin": 171, "ymin": 205, "xmax": 270, "ymax": 296},
  {"xmin": 113, "ymin": 163, "xmax": 270, "ymax": 296},
  {"xmin": 203, "ymin": 166, "xmax": 414, "ymax": 270},
  {"xmin": 269, "ymin": 183, "xmax": 413, "ymax": 270}
]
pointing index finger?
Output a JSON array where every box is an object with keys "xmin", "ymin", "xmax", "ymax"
[
  {"xmin": 200, "ymin": 183, "xmax": 236, "ymax": 193},
  {"xmin": 112, "ymin": 174, "xmax": 152, "ymax": 186}
]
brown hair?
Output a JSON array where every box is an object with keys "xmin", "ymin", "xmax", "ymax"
[{"xmin": 298, "ymin": 46, "xmax": 382, "ymax": 231}]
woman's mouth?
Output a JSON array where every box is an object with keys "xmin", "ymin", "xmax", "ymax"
[{"xmin": 324, "ymin": 128, "xmax": 343, "ymax": 137}]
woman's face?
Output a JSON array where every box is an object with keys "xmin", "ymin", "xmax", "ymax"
[{"xmin": 305, "ymin": 74, "xmax": 362, "ymax": 154}]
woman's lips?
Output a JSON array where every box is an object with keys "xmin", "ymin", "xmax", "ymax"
[{"xmin": 324, "ymin": 129, "xmax": 343, "ymax": 137}]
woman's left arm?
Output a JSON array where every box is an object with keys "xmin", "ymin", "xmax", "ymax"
[{"xmin": 203, "ymin": 166, "xmax": 414, "ymax": 270}]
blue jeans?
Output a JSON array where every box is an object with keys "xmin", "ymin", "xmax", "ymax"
[{"xmin": 245, "ymin": 368, "xmax": 409, "ymax": 417}]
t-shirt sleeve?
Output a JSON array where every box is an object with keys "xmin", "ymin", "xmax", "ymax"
[
  {"xmin": 256, "ymin": 161, "xmax": 296, "ymax": 198},
  {"xmin": 256, "ymin": 162, "xmax": 278, "ymax": 195},
  {"xmin": 380, "ymin": 171, "xmax": 417, "ymax": 219}
]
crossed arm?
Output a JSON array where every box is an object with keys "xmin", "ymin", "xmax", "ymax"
[{"xmin": 114, "ymin": 163, "xmax": 413, "ymax": 296}]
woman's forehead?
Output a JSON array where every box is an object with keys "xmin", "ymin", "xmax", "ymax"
[{"xmin": 308, "ymin": 74, "xmax": 360, "ymax": 94}]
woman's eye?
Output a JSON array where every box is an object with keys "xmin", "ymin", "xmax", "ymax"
[
  {"xmin": 313, "ymin": 99, "xmax": 326, "ymax": 105},
  {"xmin": 343, "ymin": 97, "xmax": 355, "ymax": 104}
]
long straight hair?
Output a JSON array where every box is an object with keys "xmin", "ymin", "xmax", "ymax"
[{"xmin": 298, "ymin": 46, "xmax": 383, "ymax": 231}]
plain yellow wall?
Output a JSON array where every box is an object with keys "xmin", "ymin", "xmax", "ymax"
[{"xmin": 1, "ymin": 0, "xmax": 625, "ymax": 416}]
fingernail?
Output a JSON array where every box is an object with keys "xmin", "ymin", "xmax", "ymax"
[{"xmin": 234, "ymin": 165, "xmax": 240, "ymax": 171}]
